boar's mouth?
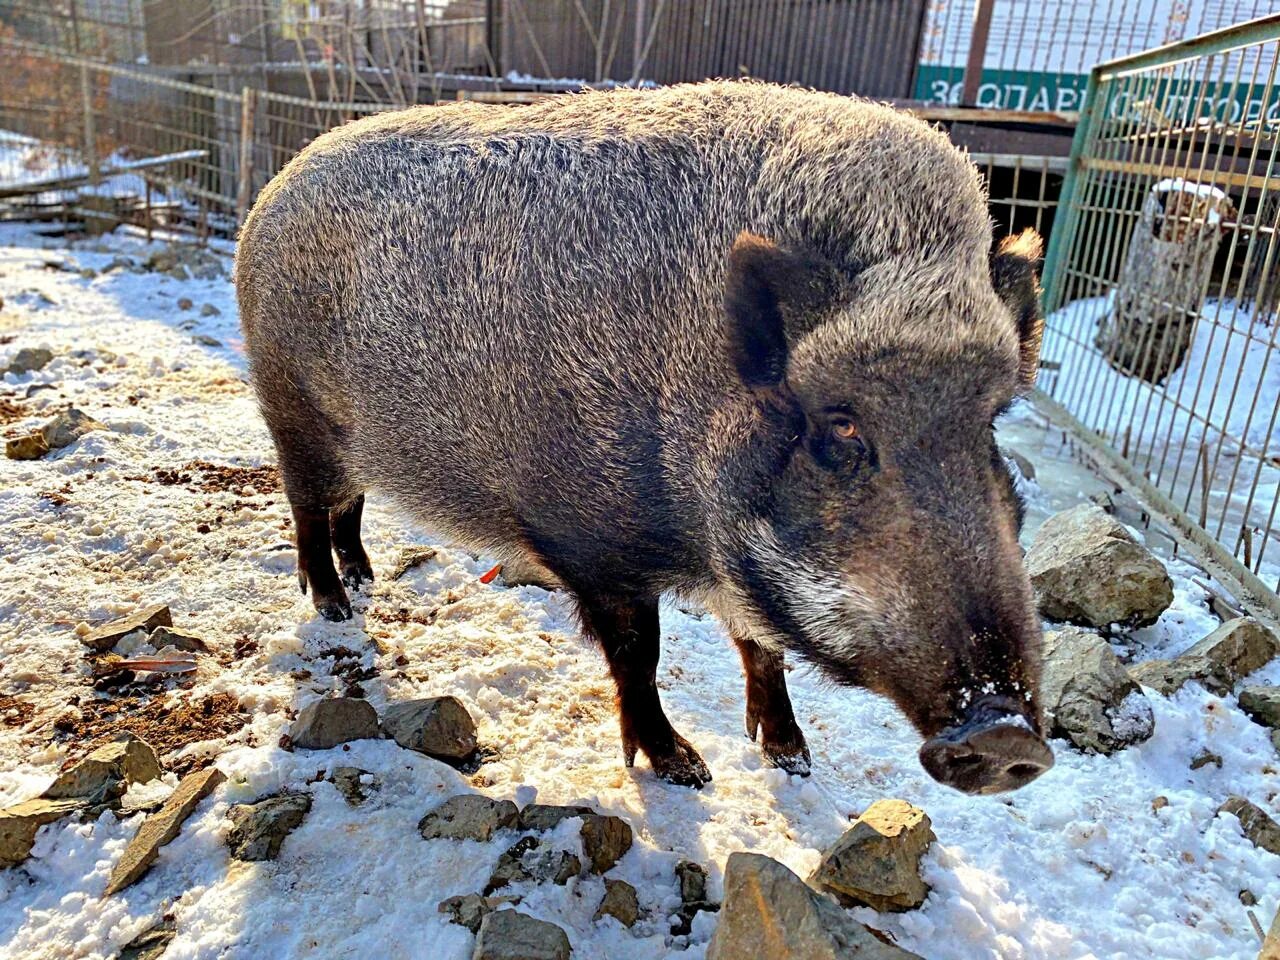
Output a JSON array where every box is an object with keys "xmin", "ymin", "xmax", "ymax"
[{"xmin": 918, "ymin": 696, "xmax": 1053, "ymax": 794}]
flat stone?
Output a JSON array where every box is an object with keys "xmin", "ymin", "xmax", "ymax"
[
  {"xmin": 418, "ymin": 795, "xmax": 518, "ymax": 842},
  {"xmin": 200, "ymin": 303, "xmax": 220, "ymax": 317},
  {"xmin": 1240, "ymin": 686, "xmax": 1280, "ymax": 729},
  {"xmin": 518, "ymin": 804, "xmax": 594, "ymax": 832},
  {"xmin": 1001, "ymin": 447, "xmax": 1036, "ymax": 482},
  {"xmin": 1129, "ymin": 656, "xmax": 1221, "ymax": 697},
  {"xmin": 41, "ymin": 407, "xmax": 106, "ymax": 449},
  {"xmin": 5, "ymin": 433, "xmax": 49, "ymax": 460},
  {"xmin": 0, "ymin": 797, "xmax": 86, "ymax": 866},
  {"xmin": 177, "ymin": 298, "xmax": 193, "ymax": 310},
  {"xmin": 381, "ymin": 697, "xmax": 477, "ymax": 760},
  {"xmin": 118, "ymin": 921, "xmax": 175, "ymax": 960},
  {"xmin": 391, "ymin": 546, "xmax": 438, "ymax": 580},
  {"xmin": 1025, "ymin": 504, "xmax": 1173, "ymax": 628},
  {"xmin": 83, "ymin": 606, "xmax": 172, "ymax": 653},
  {"xmin": 594, "ymin": 878, "xmax": 639, "ymax": 926},
  {"xmin": 709, "ymin": 853, "xmax": 920, "ymax": 960},
  {"xmin": 330, "ymin": 766, "xmax": 376, "ymax": 805},
  {"xmin": 43, "ymin": 735, "xmax": 161, "ymax": 804},
  {"xmin": 7, "ymin": 347, "xmax": 54, "ymax": 374},
  {"xmin": 289, "ymin": 697, "xmax": 380, "ymax": 749},
  {"xmin": 580, "ymin": 814, "xmax": 632, "ymax": 874},
  {"xmin": 148, "ymin": 625, "xmax": 209, "ymax": 653},
  {"xmin": 105, "ymin": 766, "xmax": 225, "ymax": 895},
  {"xmin": 1218, "ymin": 796, "xmax": 1280, "ymax": 856},
  {"xmin": 227, "ymin": 793, "xmax": 312, "ymax": 861},
  {"xmin": 1134, "ymin": 618, "xmax": 1279, "ymax": 696},
  {"xmin": 440, "ymin": 893, "xmax": 490, "ymax": 934},
  {"xmin": 1042, "ymin": 626, "xmax": 1155, "ymax": 754},
  {"xmin": 810, "ymin": 799, "xmax": 934, "ymax": 912},
  {"xmin": 473, "ymin": 910, "xmax": 572, "ymax": 960}
]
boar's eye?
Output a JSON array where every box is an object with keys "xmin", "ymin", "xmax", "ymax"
[{"xmin": 830, "ymin": 417, "xmax": 861, "ymax": 443}]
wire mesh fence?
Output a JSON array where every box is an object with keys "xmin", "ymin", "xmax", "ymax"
[
  {"xmin": 0, "ymin": 39, "xmax": 383, "ymax": 239},
  {"xmin": 1040, "ymin": 14, "xmax": 1280, "ymax": 608}
]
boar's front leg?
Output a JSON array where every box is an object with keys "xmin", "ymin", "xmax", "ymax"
[
  {"xmin": 577, "ymin": 592, "xmax": 711, "ymax": 788},
  {"xmin": 734, "ymin": 634, "xmax": 811, "ymax": 776}
]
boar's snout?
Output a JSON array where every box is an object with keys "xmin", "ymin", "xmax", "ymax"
[{"xmin": 918, "ymin": 697, "xmax": 1053, "ymax": 795}]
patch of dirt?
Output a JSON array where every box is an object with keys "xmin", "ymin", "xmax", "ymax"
[
  {"xmin": 0, "ymin": 397, "xmax": 28, "ymax": 425},
  {"xmin": 0, "ymin": 694, "xmax": 35, "ymax": 727},
  {"xmin": 131, "ymin": 460, "xmax": 281, "ymax": 495},
  {"xmin": 54, "ymin": 691, "xmax": 249, "ymax": 775}
]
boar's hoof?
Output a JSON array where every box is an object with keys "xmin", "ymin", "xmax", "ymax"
[
  {"xmin": 339, "ymin": 557, "xmax": 375, "ymax": 591},
  {"xmin": 762, "ymin": 742, "xmax": 812, "ymax": 777},
  {"xmin": 314, "ymin": 594, "xmax": 354, "ymax": 622},
  {"xmin": 641, "ymin": 736, "xmax": 712, "ymax": 789}
]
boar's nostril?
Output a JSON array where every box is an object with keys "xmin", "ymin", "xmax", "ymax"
[{"xmin": 918, "ymin": 720, "xmax": 1053, "ymax": 795}]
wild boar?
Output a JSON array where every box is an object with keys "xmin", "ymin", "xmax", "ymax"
[{"xmin": 236, "ymin": 81, "xmax": 1053, "ymax": 793}]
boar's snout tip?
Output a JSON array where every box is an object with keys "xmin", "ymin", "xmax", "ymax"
[{"xmin": 919, "ymin": 716, "xmax": 1053, "ymax": 795}]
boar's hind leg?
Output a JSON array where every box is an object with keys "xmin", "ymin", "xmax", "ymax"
[
  {"xmin": 330, "ymin": 493, "xmax": 374, "ymax": 590},
  {"xmin": 578, "ymin": 593, "xmax": 711, "ymax": 788},
  {"xmin": 735, "ymin": 635, "xmax": 811, "ymax": 776}
]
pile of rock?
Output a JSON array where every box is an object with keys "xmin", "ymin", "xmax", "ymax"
[
  {"xmin": 285, "ymin": 693, "xmax": 479, "ymax": 766},
  {"xmin": 708, "ymin": 798, "xmax": 933, "ymax": 959},
  {"xmin": 1129, "ymin": 617, "xmax": 1277, "ymax": 698},
  {"xmin": 142, "ymin": 244, "xmax": 227, "ymax": 282},
  {"xmin": 5, "ymin": 406, "xmax": 104, "ymax": 461}
]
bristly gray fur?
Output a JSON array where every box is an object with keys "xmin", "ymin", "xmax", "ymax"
[{"xmin": 236, "ymin": 80, "xmax": 1047, "ymax": 766}]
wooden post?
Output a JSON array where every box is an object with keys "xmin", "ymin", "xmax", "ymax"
[
  {"xmin": 485, "ymin": 0, "xmax": 502, "ymax": 78},
  {"xmin": 236, "ymin": 87, "xmax": 258, "ymax": 225},
  {"xmin": 79, "ymin": 65, "xmax": 97, "ymax": 185},
  {"xmin": 960, "ymin": 0, "xmax": 994, "ymax": 107},
  {"xmin": 633, "ymin": 0, "xmax": 647, "ymax": 80}
]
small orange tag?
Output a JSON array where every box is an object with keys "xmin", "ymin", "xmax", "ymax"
[{"xmin": 479, "ymin": 563, "xmax": 502, "ymax": 584}]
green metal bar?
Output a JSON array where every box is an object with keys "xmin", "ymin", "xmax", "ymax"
[{"xmin": 1039, "ymin": 65, "xmax": 1100, "ymax": 314}]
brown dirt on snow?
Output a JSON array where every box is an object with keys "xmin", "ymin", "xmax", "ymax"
[
  {"xmin": 54, "ymin": 691, "xmax": 248, "ymax": 775},
  {"xmin": 0, "ymin": 397, "xmax": 27, "ymax": 425},
  {"xmin": 131, "ymin": 460, "xmax": 282, "ymax": 495}
]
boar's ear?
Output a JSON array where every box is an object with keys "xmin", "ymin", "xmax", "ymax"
[
  {"xmin": 990, "ymin": 229, "xmax": 1045, "ymax": 390},
  {"xmin": 725, "ymin": 231, "xmax": 833, "ymax": 389}
]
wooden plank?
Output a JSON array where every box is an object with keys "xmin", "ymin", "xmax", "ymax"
[
  {"xmin": 0, "ymin": 149, "xmax": 208, "ymax": 199},
  {"xmin": 960, "ymin": 0, "xmax": 995, "ymax": 107}
]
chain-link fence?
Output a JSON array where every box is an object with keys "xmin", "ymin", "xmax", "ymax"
[{"xmin": 1040, "ymin": 13, "xmax": 1280, "ymax": 621}]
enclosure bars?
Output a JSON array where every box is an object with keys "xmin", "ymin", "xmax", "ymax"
[{"xmin": 1038, "ymin": 13, "xmax": 1280, "ymax": 631}]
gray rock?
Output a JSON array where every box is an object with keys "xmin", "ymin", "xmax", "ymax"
[
  {"xmin": 330, "ymin": 766, "xmax": 376, "ymax": 805},
  {"xmin": 518, "ymin": 804, "xmax": 594, "ymax": 832},
  {"xmin": 418, "ymin": 795, "xmax": 518, "ymax": 842},
  {"xmin": 148, "ymin": 625, "xmax": 209, "ymax": 653},
  {"xmin": 43, "ymin": 736, "xmax": 162, "ymax": 804},
  {"xmin": 381, "ymin": 697, "xmax": 477, "ymax": 760},
  {"xmin": 594, "ymin": 878, "xmax": 639, "ymax": 926},
  {"xmin": 1132, "ymin": 618, "xmax": 1278, "ymax": 696},
  {"xmin": 83, "ymin": 605, "xmax": 172, "ymax": 653},
  {"xmin": 1025, "ymin": 504, "xmax": 1173, "ymax": 627},
  {"xmin": 709, "ymin": 853, "xmax": 920, "ymax": 960},
  {"xmin": 580, "ymin": 814, "xmax": 632, "ymax": 874},
  {"xmin": 0, "ymin": 797, "xmax": 86, "ymax": 866},
  {"xmin": 1240, "ymin": 686, "xmax": 1280, "ymax": 729},
  {"xmin": 200, "ymin": 303, "xmax": 221, "ymax": 317},
  {"xmin": 5, "ymin": 433, "xmax": 49, "ymax": 460},
  {"xmin": 106, "ymin": 766, "xmax": 225, "ymax": 894},
  {"xmin": 289, "ymin": 697, "xmax": 380, "ymax": 750},
  {"xmin": 1189, "ymin": 749, "xmax": 1222, "ymax": 770},
  {"xmin": 486, "ymin": 836, "xmax": 540, "ymax": 892},
  {"xmin": 1001, "ymin": 447, "xmax": 1036, "ymax": 482},
  {"xmin": 1218, "ymin": 796, "xmax": 1280, "ymax": 856},
  {"xmin": 40, "ymin": 408, "xmax": 105, "ymax": 450},
  {"xmin": 810, "ymin": 798, "xmax": 934, "ymax": 913},
  {"xmin": 227, "ymin": 794, "xmax": 312, "ymax": 861},
  {"xmin": 6, "ymin": 347, "xmax": 53, "ymax": 375},
  {"xmin": 192, "ymin": 334, "xmax": 222, "ymax": 347},
  {"xmin": 473, "ymin": 910, "xmax": 572, "ymax": 960},
  {"xmin": 675, "ymin": 859, "xmax": 708, "ymax": 904},
  {"xmin": 440, "ymin": 893, "xmax": 522, "ymax": 934},
  {"xmin": 1042, "ymin": 626, "xmax": 1155, "ymax": 754},
  {"xmin": 118, "ymin": 920, "xmax": 175, "ymax": 960},
  {"xmin": 390, "ymin": 546, "xmax": 438, "ymax": 580}
]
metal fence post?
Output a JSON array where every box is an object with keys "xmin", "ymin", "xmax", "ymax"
[{"xmin": 236, "ymin": 87, "xmax": 258, "ymax": 226}]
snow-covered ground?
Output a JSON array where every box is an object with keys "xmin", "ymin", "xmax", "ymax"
[{"xmin": 0, "ymin": 221, "xmax": 1277, "ymax": 959}]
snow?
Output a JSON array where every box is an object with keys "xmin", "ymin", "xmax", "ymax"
[{"xmin": 0, "ymin": 222, "xmax": 1278, "ymax": 959}]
